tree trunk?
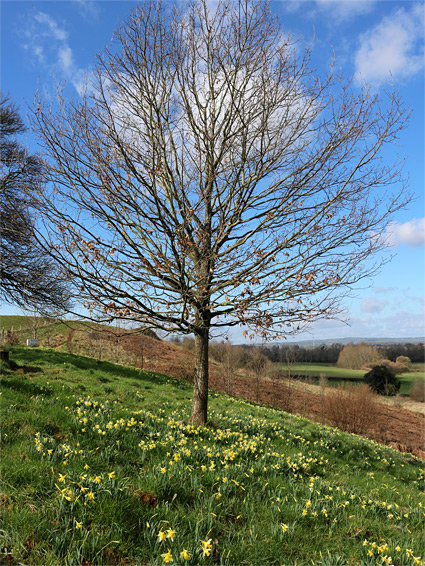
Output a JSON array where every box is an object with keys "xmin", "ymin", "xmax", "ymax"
[{"xmin": 191, "ymin": 327, "xmax": 209, "ymax": 425}]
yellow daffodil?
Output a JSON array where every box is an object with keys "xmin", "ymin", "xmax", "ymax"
[
  {"xmin": 64, "ymin": 490, "xmax": 73, "ymax": 501},
  {"xmin": 201, "ymin": 539, "xmax": 212, "ymax": 557},
  {"xmin": 180, "ymin": 549, "xmax": 190, "ymax": 560},
  {"xmin": 86, "ymin": 491, "xmax": 95, "ymax": 502},
  {"xmin": 75, "ymin": 520, "xmax": 83, "ymax": 530},
  {"xmin": 158, "ymin": 530, "xmax": 167, "ymax": 542},
  {"xmin": 166, "ymin": 529, "xmax": 176, "ymax": 540},
  {"xmin": 281, "ymin": 523, "xmax": 289, "ymax": 533},
  {"xmin": 161, "ymin": 549, "xmax": 173, "ymax": 563}
]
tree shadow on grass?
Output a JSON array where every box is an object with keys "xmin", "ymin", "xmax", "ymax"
[
  {"xmin": 7, "ymin": 347, "xmax": 165, "ymax": 384},
  {"xmin": 1, "ymin": 376, "xmax": 53, "ymax": 396}
]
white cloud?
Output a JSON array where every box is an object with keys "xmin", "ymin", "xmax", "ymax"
[
  {"xmin": 361, "ymin": 298, "xmax": 388, "ymax": 313},
  {"xmin": 374, "ymin": 286, "xmax": 397, "ymax": 294},
  {"xmin": 21, "ymin": 11, "xmax": 87, "ymax": 95},
  {"xmin": 34, "ymin": 12, "xmax": 68, "ymax": 41},
  {"xmin": 280, "ymin": 1, "xmax": 303, "ymax": 14},
  {"xmin": 315, "ymin": 0, "xmax": 377, "ymax": 20},
  {"xmin": 229, "ymin": 304, "xmax": 425, "ymax": 342},
  {"xmin": 73, "ymin": 0, "xmax": 100, "ymax": 20},
  {"xmin": 385, "ymin": 218, "xmax": 425, "ymax": 247},
  {"xmin": 354, "ymin": 3, "xmax": 425, "ymax": 84},
  {"xmin": 205, "ymin": 0, "xmax": 219, "ymax": 15},
  {"xmin": 348, "ymin": 311, "xmax": 425, "ymax": 337},
  {"xmin": 33, "ymin": 45, "xmax": 44, "ymax": 63},
  {"xmin": 58, "ymin": 47, "xmax": 74, "ymax": 75},
  {"xmin": 281, "ymin": 0, "xmax": 377, "ymax": 19}
]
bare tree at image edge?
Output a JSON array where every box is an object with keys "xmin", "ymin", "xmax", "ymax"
[
  {"xmin": 0, "ymin": 94, "xmax": 71, "ymax": 315},
  {"xmin": 31, "ymin": 0, "xmax": 410, "ymax": 424}
]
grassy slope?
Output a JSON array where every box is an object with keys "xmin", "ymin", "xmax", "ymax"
[
  {"xmin": 0, "ymin": 315, "xmax": 109, "ymax": 341},
  {"xmin": 1, "ymin": 347, "xmax": 424, "ymax": 566},
  {"xmin": 2, "ymin": 315, "xmax": 423, "ymax": 394},
  {"xmin": 0, "ymin": 315, "xmax": 85, "ymax": 349}
]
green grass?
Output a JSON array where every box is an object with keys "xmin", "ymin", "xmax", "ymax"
[
  {"xmin": 0, "ymin": 314, "xmax": 33, "ymax": 331},
  {"xmin": 278, "ymin": 363, "xmax": 425, "ymax": 396},
  {"xmin": 286, "ymin": 363, "xmax": 364, "ymax": 379},
  {"xmin": 1, "ymin": 347, "xmax": 424, "ymax": 565},
  {"xmin": 398, "ymin": 365, "xmax": 425, "ymax": 396},
  {"xmin": 0, "ymin": 315, "xmax": 79, "ymax": 346}
]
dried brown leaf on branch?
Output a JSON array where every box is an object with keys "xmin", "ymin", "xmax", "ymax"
[{"xmin": 30, "ymin": 0, "xmax": 410, "ymax": 423}]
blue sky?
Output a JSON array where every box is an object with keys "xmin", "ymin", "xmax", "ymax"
[{"xmin": 1, "ymin": 0, "xmax": 424, "ymax": 341}]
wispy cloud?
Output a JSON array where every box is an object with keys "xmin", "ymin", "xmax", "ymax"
[
  {"xmin": 354, "ymin": 3, "xmax": 425, "ymax": 84},
  {"xmin": 349, "ymin": 311, "xmax": 425, "ymax": 338},
  {"xmin": 314, "ymin": 0, "xmax": 377, "ymax": 21},
  {"xmin": 58, "ymin": 46, "xmax": 75, "ymax": 75},
  {"xmin": 273, "ymin": 309, "xmax": 425, "ymax": 341},
  {"xmin": 21, "ymin": 11, "xmax": 87, "ymax": 95},
  {"xmin": 374, "ymin": 286, "xmax": 397, "ymax": 294},
  {"xmin": 281, "ymin": 0, "xmax": 377, "ymax": 20},
  {"xmin": 34, "ymin": 12, "xmax": 69, "ymax": 41},
  {"xmin": 361, "ymin": 298, "xmax": 388, "ymax": 314},
  {"xmin": 385, "ymin": 218, "xmax": 425, "ymax": 248},
  {"xmin": 72, "ymin": 0, "xmax": 100, "ymax": 21}
]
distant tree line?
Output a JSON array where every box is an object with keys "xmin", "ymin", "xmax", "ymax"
[
  {"xmin": 260, "ymin": 343, "xmax": 344, "ymax": 364},
  {"xmin": 251, "ymin": 342, "xmax": 424, "ymax": 365},
  {"xmin": 382, "ymin": 343, "xmax": 424, "ymax": 364}
]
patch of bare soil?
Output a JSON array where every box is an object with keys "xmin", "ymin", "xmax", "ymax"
[{"xmin": 116, "ymin": 335, "xmax": 425, "ymax": 460}]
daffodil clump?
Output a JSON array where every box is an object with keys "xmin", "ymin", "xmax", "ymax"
[
  {"xmin": 55, "ymin": 468, "xmax": 120, "ymax": 507},
  {"xmin": 30, "ymin": 392, "xmax": 425, "ymax": 565},
  {"xmin": 362, "ymin": 540, "xmax": 425, "ymax": 566}
]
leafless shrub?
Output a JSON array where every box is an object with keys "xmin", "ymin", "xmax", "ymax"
[
  {"xmin": 3, "ymin": 330, "xmax": 19, "ymax": 345},
  {"xmin": 66, "ymin": 329, "xmax": 75, "ymax": 353},
  {"xmin": 396, "ymin": 355, "xmax": 411, "ymax": 372},
  {"xmin": 182, "ymin": 337, "xmax": 195, "ymax": 351},
  {"xmin": 323, "ymin": 383, "xmax": 379, "ymax": 435},
  {"xmin": 319, "ymin": 373, "xmax": 328, "ymax": 389},
  {"xmin": 409, "ymin": 379, "xmax": 425, "ymax": 403},
  {"xmin": 319, "ymin": 373, "xmax": 328, "ymax": 422},
  {"xmin": 175, "ymin": 360, "xmax": 195, "ymax": 382}
]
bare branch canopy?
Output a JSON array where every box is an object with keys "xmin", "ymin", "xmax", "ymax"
[{"xmin": 30, "ymin": 0, "xmax": 410, "ymax": 423}]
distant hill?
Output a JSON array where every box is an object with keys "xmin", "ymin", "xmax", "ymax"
[{"xmin": 271, "ymin": 337, "xmax": 425, "ymax": 347}]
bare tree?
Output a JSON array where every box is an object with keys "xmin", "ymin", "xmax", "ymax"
[
  {"xmin": 211, "ymin": 338, "xmax": 244, "ymax": 394},
  {"xmin": 337, "ymin": 342, "xmax": 382, "ymax": 370},
  {"xmin": 0, "ymin": 93, "xmax": 71, "ymax": 314},
  {"xmin": 248, "ymin": 348, "xmax": 268, "ymax": 403},
  {"xmin": 31, "ymin": 0, "xmax": 409, "ymax": 424}
]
